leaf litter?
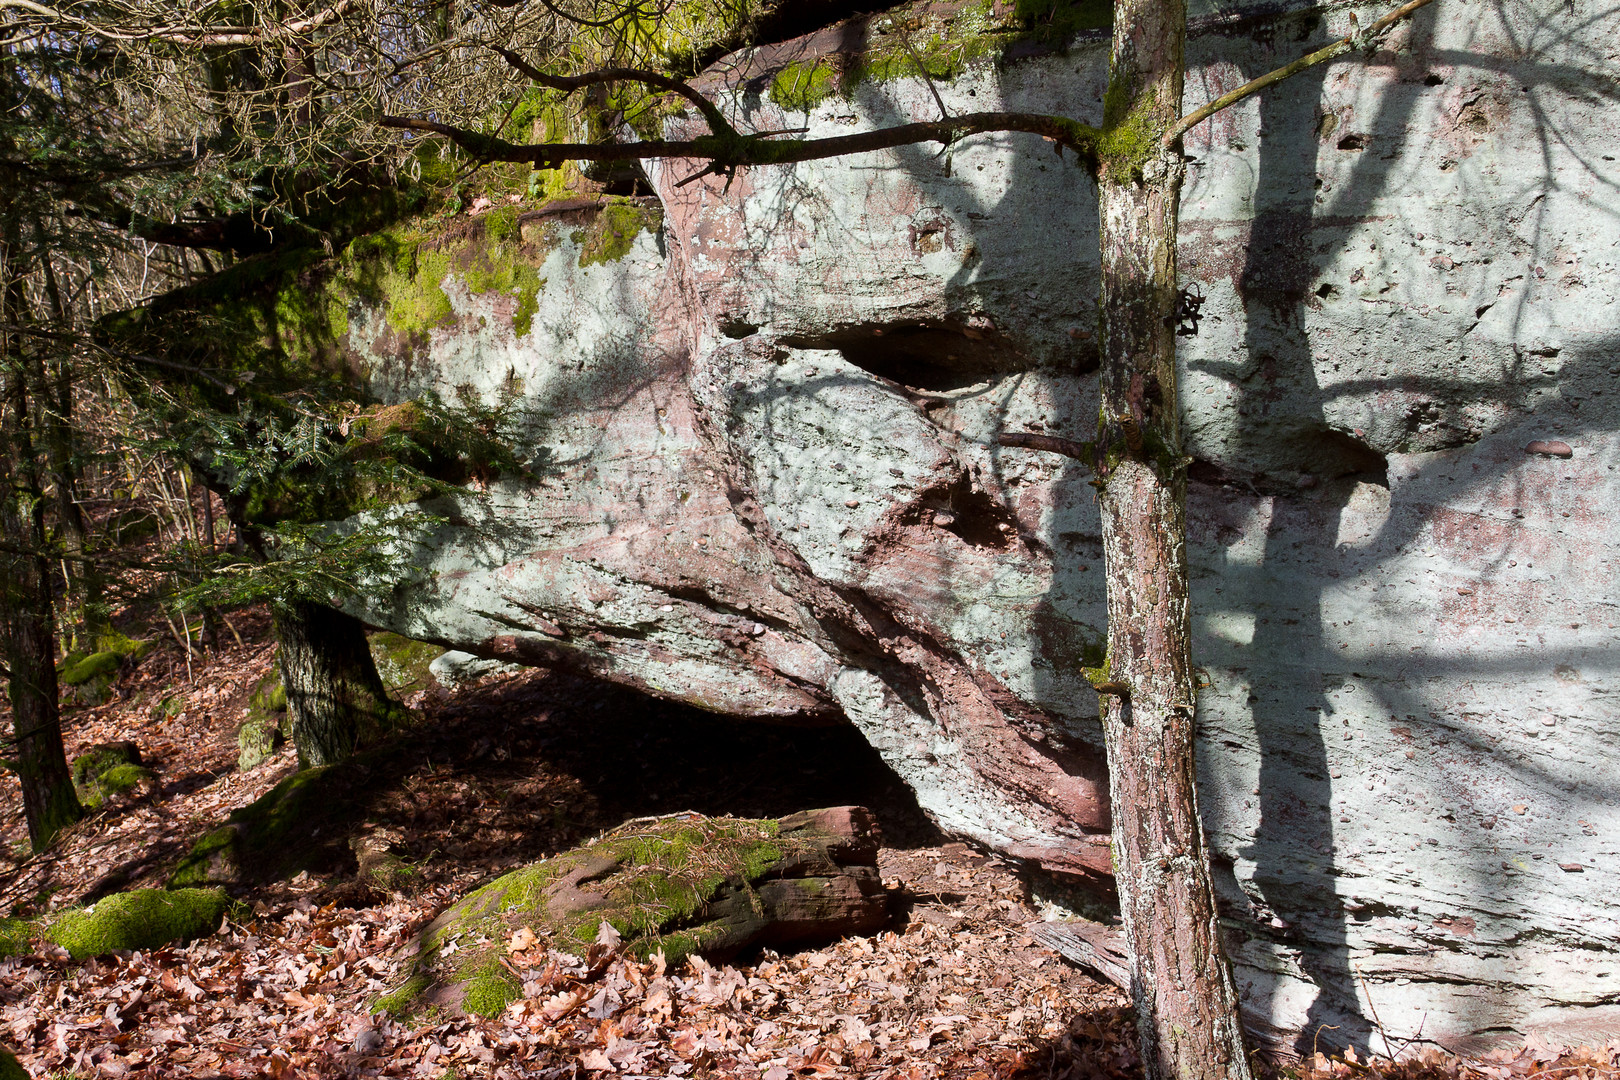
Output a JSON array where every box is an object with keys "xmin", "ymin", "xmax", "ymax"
[{"xmin": 3, "ymin": 612, "xmax": 1618, "ymax": 1079}]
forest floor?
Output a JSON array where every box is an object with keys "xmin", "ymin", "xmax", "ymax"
[{"xmin": 2, "ymin": 613, "xmax": 1616, "ymax": 1080}]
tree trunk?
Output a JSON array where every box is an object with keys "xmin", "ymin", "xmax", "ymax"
[
  {"xmin": 1, "ymin": 222, "xmax": 83, "ymax": 851},
  {"xmin": 1093, "ymin": 1, "xmax": 1252, "ymax": 1076},
  {"xmin": 273, "ymin": 600, "xmax": 404, "ymax": 769},
  {"xmin": 0, "ymin": 487, "xmax": 84, "ymax": 851},
  {"xmin": 37, "ymin": 250, "xmax": 103, "ymax": 652}
]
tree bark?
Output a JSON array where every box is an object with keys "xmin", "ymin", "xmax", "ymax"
[
  {"xmin": 1093, "ymin": 1, "xmax": 1252, "ymax": 1076},
  {"xmin": 273, "ymin": 600, "xmax": 404, "ymax": 769},
  {"xmin": 0, "ymin": 219, "xmax": 83, "ymax": 851}
]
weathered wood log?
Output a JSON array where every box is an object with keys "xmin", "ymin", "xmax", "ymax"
[
  {"xmin": 377, "ymin": 806, "xmax": 889, "ymax": 1018},
  {"xmin": 1029, "ymin": 918, "xmax": 1132, "ymax": 991}
]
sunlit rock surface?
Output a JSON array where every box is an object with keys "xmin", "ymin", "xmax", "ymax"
[{"xmin": 345, "ymin": 0, "xmax": 1620, "ymax": 1054}]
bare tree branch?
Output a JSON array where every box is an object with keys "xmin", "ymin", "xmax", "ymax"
[
  {"xmin": 380, "ymin": 110, "xmax": 1104, "ymax": 174},
  {"xmin": 1163, "ymin": 0, "xmax": 1439, "ymax": 146},
  {"xmin": 0, "ymin": 0, "xmax": 365, "ymax": 47}
]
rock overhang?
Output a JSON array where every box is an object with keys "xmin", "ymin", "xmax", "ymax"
[{"xmin": 307, "ymin": 0, "xmax": 1620, "ymax": 1054}]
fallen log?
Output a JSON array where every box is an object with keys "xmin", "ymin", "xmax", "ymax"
[{"xmin": 377, "ymin": 806, "xmax": 889, "ymax": 1018}]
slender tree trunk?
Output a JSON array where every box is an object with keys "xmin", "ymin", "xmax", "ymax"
[
  {"xmin": 0, "ymin": 218, "xmax": 83, "ymax": 851},
  {"xmin": 273, "ymin": 600, "xmax": 403, "ymax": 769},
  {"xmin": 0, "ymin": 500, "xmax": 82, "ymax": 851},
  {"xmin": 38, "ymin": 253, "xmax": 102, "ymax": 651},
  {"xmin": 1092, "ymin": 1, "xmax": 1252, "ymax": 1076}
]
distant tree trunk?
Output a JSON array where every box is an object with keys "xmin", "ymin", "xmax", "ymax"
[
  {"xmin": 273, "ymin": 600, "xmax": 403, "ymax": 769},
  {"xmin": 36, "ymin": 242, "xmax": 103, "ymax": 653},
  {"xmin": 1, "ymin": 217, "xmax": 83, "ymax": 851},
  {"xmin": 1092, "ymin": 1, "xmax": 1252, "ymax": 1077}
]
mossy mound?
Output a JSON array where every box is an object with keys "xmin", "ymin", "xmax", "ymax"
[
  {"xmin": 85, "ymin": 764, "xmax": 155, "ymax": 807},
  {"xmin": 351, "ymin": 831, "xmax": 422, "ymax": 896},
  {"xmin": 368, "ymin": 632, "xmax": 444, "ymax": 694},
  {"xmin": 238, "ymin": 669, "xmax": 289, "ymax": 771},
  {"xmin": 72, "ymin": 742, "xmax": 153, "ymax": 808},
  {"xmin": 0, "ymin": 888, "xmax": 233, "ymax": 961},
  {"xmin": 0, "ymin": 1044, "xmax": 25, "ymax": 1080},
  {"xmin": 377, "ymin": 807, "xmax": 886, "ymax": 1019},
  {"xmin": 169, "ymin": 758, "xmax": 383, "ymax": 887},
  {"xmin": 58, "ymin": 630, "xmax": 152, "ymax": 706},
  {"xmin": 71, "ymin": 741, "xmax": 141, "ymax": 787}
]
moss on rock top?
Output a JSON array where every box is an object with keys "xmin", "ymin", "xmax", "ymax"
[
  {"xmin": 71, "ymin": 741, "xmax": 154, "ymax": 808},
  {"xmin": 766, "ymin": 0, "xmax": 1113, "ymax": 113}
]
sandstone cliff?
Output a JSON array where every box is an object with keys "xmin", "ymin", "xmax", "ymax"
[{"xmin": 322, "ymin": 0, "xmax": 1618, "ymax": 1054}]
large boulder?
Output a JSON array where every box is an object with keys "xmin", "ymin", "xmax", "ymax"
[{"xmin": 257, "ymin": 0, "xmax": 1617, "ymax": 1055}]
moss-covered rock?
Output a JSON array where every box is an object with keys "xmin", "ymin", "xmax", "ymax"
[
  {"xmin": 58, "ymin": 630, "xmax": 153, "ymax": 706},
  {"xmin": 88, "ymin": 764, "xmax": 155, "ymax": 806},
  {"xmin": 237, "ymin": 669, "xmax": 289, "ymax": 770},
  {"xmin": 0, "ymin": 888, "xmax": 233, "ymax": 962},
  {"xmin": 351, "ymin": 830, "xmax": 421, "ymax": 896},
  {"xmin": 765, "ymin": 1, "xmax": 1113, "ymax": 114},
  {"xmin": 58, "ymin": 651, "xmax": 121, "ymax": 707},
  {"xmin": 169, "ymin": 757, "xmax": 386, "ymax": 887},
  {"xmin": 71, "ymin": 742, "xmax": 153, "ymax": 808},
  {"xmin": 236, "ymin": 719, "xmax": 285, "ymax": 772},
  {"xmin": 368, "ymin": 632, "xmax": 444, "ymax": 694},
  {"xmin": 71, "ymin": 741, "xmax": 142, "ymax": 788},
  {"xmin": 574, "ymin": 200, "xmax": 663, "ymax": 268},
  {"xmin": 0, "ymin": 1043, "xmax": 25, "ymax": 1080},
  {"xmin": 376, "ymin": 807, "xmax": 886, "ymax": 1019}
]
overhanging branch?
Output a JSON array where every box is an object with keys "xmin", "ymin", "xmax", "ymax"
[
  {"xmin": 492, "ymin": 49, "xmax": 740, "ymax": 141},
  {"xmin": 1163, "ymin": 0, "xmax": 1439, "ymax": 147},
  {"xmin": 0, "ymin": 0, "xmax": 364, "ymax": 46},
  {"xmin": 379, "ymin": 111, "xmax": 1103, "ymax": 175}
]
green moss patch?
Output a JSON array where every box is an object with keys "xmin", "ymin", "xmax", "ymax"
[
  {"xmin": 71, "ymin": 741, "xmax": 141, "ymax": 789},
  {"xmin": 0, "ymin": 888, "xmax": 233, "ymax": 961},
  {"xmin": 368, "ymin": 632, "xmax": 444, "ymax": 694},
  {"xmin": 60, "ymin": 650, "xmax": 120, "ymax": 687},
  {"xmin": 59, "ymin": 630, "xmax": 153, "ymax": 706},
  {"xmin": 0, "ymin": 1043, "xmax": 25, "ymax": 1080},
  {"xmin": 238, "ymin": 668, "xmax": 290, "ymax": 771},
  {"xmin": 237, "ymin": 718, "xmax": 285, "ymax": 772},
  {"xmin": 575, "ymin": 201, "xmax": 662, "ymax": 268},
  {"xmin": 766, "ymin": 1, "xmax": 1111, "ymax": 115}
]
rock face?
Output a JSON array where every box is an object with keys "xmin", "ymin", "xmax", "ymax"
[{"xmin": 341, "ymin": 0, "xmax": 1620, "ymax": 1055}]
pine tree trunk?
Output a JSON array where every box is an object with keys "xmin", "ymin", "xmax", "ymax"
[
  {"xmin": 273, "ymin": 600, "xmax": 403, "ymax": 769},
  {"xmin": 1, "ymin": 222, "xmax": 83, "ymax": 851},
  {"xmin": 1093, "ymin": 1, "xmax": 1252, "ymax": 1076},
  {"xmin": 38, "ymin": 253, "xmax": 102, "ymax": 651},
  {"xmin": 0, "ymin": 520, "xmax": 83, "ymax": 852}
]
